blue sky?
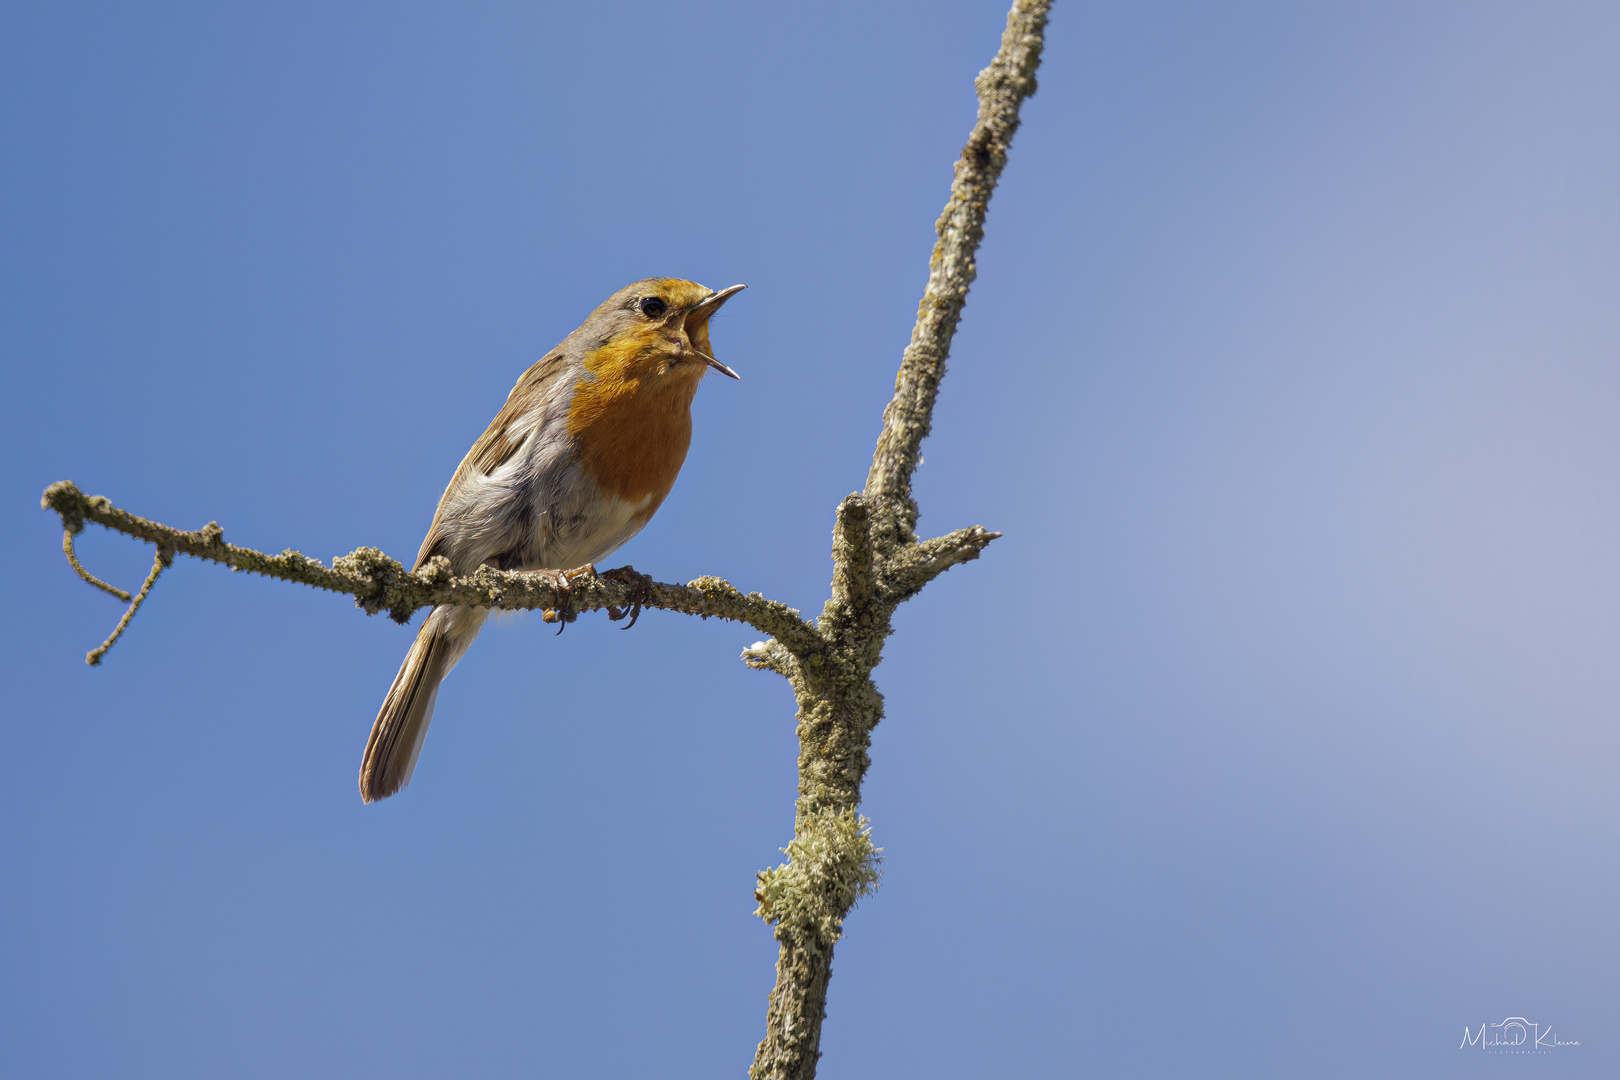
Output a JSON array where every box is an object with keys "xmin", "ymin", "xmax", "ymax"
[{"xmin": 4, "ymin": 2, "xmax": 1619, "ymax": 1077}]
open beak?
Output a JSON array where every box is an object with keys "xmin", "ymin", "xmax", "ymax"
[{"xmin": 685, "ymin": 283, "xmax": 746, "ymax": 379}]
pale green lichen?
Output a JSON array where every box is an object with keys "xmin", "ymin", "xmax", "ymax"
[{"xmin": 754, "ymin": 809, "xmax": 882, "ymax": 949}]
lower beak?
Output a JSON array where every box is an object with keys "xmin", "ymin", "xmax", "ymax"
[
  {"xmin": 699, "ymin": 352, "xmax": 742, "ymax": 379},
  {"xmin": 686, "ymin": 284, "xmax": 746, "ymax": 379}
]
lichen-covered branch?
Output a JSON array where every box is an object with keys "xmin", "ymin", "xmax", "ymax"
[
  {"xmin": 864, "ymin": 0, "xmax": 1050, "ymax": 545},
  {"xmin": 880, "ymin": 524, "xmax": 1002, "ymax": 605},
  {"xmin": 828, "ymin": 495, "xmax": 875, "ymax": 613},
  {"xmin": 751, "ymin": 808, "xmax": 882, "ymax": 1078},
  {"xmin": 749, "ymin": 3, "xmax": 1045, "ymax": 1077},
  {"xmin": 41, "ymin": 480, "xmax": 822, "ymax": 659}
]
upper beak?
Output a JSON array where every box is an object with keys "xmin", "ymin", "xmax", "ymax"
[{"xmin": 686, "ymin": 283, "xmax": 746, "ymax": 379}]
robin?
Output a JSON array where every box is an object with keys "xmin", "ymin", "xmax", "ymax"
[{"xmin": 359, "ymin": 278, "xmax": 745, "ymax": 803}]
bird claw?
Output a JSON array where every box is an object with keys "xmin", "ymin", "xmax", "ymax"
[
  {"xmin": 538, "ymin": 568, "xmax": 573, "ymax": 634},
  {"xmin": 538, "ymin": 564, "xmax": 600, "ymax": 634},
  {"xmin": 621, "ymin": 572, "xmax": 652, "ymax": 630},
  {"xmin": 534, "ymin": 564, "xmax": 647, "ymax": 632},
  {"xmin": 606, "ymin": 567, "xmax": 653, "ymax": 630}
]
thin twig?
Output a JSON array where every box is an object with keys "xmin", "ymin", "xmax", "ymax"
[
  {"xmin": 63, "ymin": 529, "xmax": 131, "ymax": 602},
  {"xmin": 86, "ymin": 547, "xmax": 171, "ymax": 666},
  {"xmin": 880, "ymin": 524, "xmax": 1003, "ymax": 604},
  {"xmin": 864, "ymin": 0, "xmax": 1049, "ymax": 545}
]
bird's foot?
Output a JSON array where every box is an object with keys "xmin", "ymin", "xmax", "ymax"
[
  {"xmin": 537, "ymin": 564, "xmax": 599, "ymax": 634},
  {"xmin": 605, "ymin": 567, "xmax": 654, "ymax": 630}
]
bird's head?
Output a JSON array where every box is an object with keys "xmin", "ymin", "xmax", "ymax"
[{"xmin": 579, "ymin": 278, "xmax": 746, "ymax": 385}]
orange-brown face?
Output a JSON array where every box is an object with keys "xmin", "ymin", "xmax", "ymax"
[{"xmin": 565, "ymin": 278, "xmax": 743, "ymax": 509}]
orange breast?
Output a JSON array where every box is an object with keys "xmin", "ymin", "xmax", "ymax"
[{"xmin": 566, "ymin": 333, "xmax": 701, "ymax": 521}]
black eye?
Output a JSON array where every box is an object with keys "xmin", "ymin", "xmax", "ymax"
[{"xmin": 639, "ymin": 297, "xmax": 667, "ymax": 318}]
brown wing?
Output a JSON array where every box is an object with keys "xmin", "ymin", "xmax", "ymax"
[{"xmin": 413, "ymin": 353, "xmax": 572, "ymax": 571}]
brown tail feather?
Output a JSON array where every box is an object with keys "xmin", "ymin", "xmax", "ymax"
[{"xmin": 360, "ymin": 605, "xmax": 486, "ymax": 802}]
